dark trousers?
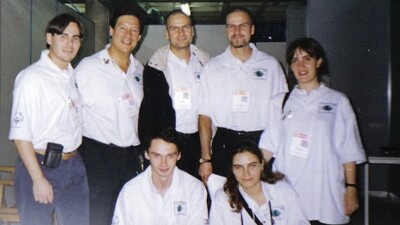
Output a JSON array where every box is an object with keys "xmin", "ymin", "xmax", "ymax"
[
  {"xmin": 78, "ymin": 137, "xmax": 142, "ymax": 225},
  {"xmin": 212, "ymin": 127, "xmax": 262, "ymax": 177},
  {"xmin": 15, "ymin": 153, "xmax": 89, "ymax": 225},
  {"xmin": 176, "ymin": 131, "xmax": 201, "ymax": 178},
  {"xmin": 310, "ymin": 221, "xmax": 351, "ymax": 225}
]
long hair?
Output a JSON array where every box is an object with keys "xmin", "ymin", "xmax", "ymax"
[{"xmin": 223, "ymin": 140, "xmax": 284, "ymax": 212}]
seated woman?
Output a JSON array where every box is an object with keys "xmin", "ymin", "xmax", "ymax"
[{"xmin": 209, "ymin": 141, "xmax": 309, "ymax": 225}]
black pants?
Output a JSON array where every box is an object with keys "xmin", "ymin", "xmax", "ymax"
[
  {"xmin": 212, "ymin": 127, "xmax": 262, "ymax": 177},
  {"xmin": 78, "ymin": 137, "xmax": 142, "ymax": 225},
  {"xmin": 176, "ymin": 131, "xmax": 201, "ymax": 178},
  {"xmin": 310, "ymin": 221, "xmax": 351, "ymax": 225}
]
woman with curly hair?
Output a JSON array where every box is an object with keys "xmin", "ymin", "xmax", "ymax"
[{"xmin": 209, "ymin": 141, "xmax": 309, "ymax": 225}]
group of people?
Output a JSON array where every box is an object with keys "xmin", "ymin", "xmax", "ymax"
[{"xmin": 8, "ymin": 4, "xmax": 366, "ymax": 225}]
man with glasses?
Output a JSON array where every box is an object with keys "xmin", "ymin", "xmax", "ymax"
[
  {"xmin": 112, "ymin": 128, "xmax": 208, "ymax": 225},
  {"xmin": 9, "ymin": 13, "xmax": 88, "ymax": 225},
  {"xmin": 139, "ymin": 9, "xmax": 210, "ymax": 178},
  {"xmin": 198, "ymin": 6, "xmax": 288, "ymax": 183},
  {"xmin": 74, "ymin": 6, "xmax": 146, "ymax": 225}
]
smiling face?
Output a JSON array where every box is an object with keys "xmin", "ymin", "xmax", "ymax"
[
  {"xmin": 166, "ymin": 12, "xmax": 194, "ymax": 51},
  {"xmin": 290, "ymin": 48, "xmax": 323, "ymax": 90},
  {"xmin": 46, "ymin": 22, "xmax": 81, "ymax": 69},
  {"xmin": 232, "ymin": 151, "xmax": 263, "ymax": 191},
  {"xmin": 226, "ymin": 11, "xmax": 254, "ymax": 49},
  {"xmin": 145, "ymin": 138, "xmax": 181, "ymax": 182},
  {"xmin": 109, "ymin": 15, "xmax": 141, "ymax": 55}
]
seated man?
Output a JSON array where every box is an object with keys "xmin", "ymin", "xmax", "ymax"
[{"xmin": 112, "ymin": 128, "xmax": 208, "ymax": 225}]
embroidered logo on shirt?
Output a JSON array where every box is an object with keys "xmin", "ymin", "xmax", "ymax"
[
  {"xmin": 253, "ymin": 68, "xmax": 268, "ymax": 79},
  {"xmin": 134, "ymin": 75, "xmax": 141, "ymax": 82},
  {"xmin": 271, "ymin": 205, "xmax": 285, "ymax": 221},
  {"xmin": 103, "ymin": 58, "xmax": 110, "ymax": 64},
  {"xmin": 174, "ymin": 202, "xmax": 186, "ymax": 215},
  {"xmin": 13, "ymin": 112, "xmax": 24, "ymax": 126},
  {"xmin": 318, "ymin": 103, "xmax": 337, "ymax": 114}
]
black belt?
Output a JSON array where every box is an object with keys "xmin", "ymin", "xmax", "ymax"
[
  {"xmin": 217, "ymin": 127, "xmax": 263, "ymax": 136},
  {"xmin": 83, "ymin": 136, "xmax": 137, "ymax": 151},
  {"xmin": 176, "ymin": 131, "xmax": 199, "ymax": 138}
]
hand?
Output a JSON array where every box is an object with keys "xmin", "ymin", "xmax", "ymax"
[
  {"xmin": 198, "ymin": 163, "xmax": 212, "ymax": 184},
  {"xmin": 33, "ymin": 177, "xmax": 54, "ymax": 204},
  {"xmin": 343, "ymin": 187, "xmax": 359, "ymax": 215}
]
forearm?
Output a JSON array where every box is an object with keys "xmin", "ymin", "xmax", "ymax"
[
  {"xmin": 14, "ymin": 139, "xmax": 44, "ymax": 181},
  {"xmin": 261, "ymin": 149, "xmax": 273, "ymax": 162},
  {"xmin": 199, "ymin": 115, "xmax": 212, "ymax": 159},
  {"xmin": 343, "ymin": 161, "xmax": 357, "ymax": 185}
]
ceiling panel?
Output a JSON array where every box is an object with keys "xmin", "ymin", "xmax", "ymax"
[{"xmin": 62, "ymin": 0, "xmax": 306, "ymax": 25}]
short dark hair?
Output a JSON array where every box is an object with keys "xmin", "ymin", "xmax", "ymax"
[
  {"xmin": 165, "ymin": 9, "xmax": 193, "ymax": 28},
  {"xmin": 145, "ymin": 127, "xmax": 181, "ymax": 154},
  {"xmin": 224, "ymin": 6, "xmax": 254, "ymax": 25},
  {"xmin": 109, "ymin": 6, "xmax": 146, "ymax": 34},
  {"xmin": 45, "ymin": 13, "xmax": 83, "ymax": 48},
  {"xmin": 286, "ymin": 37, "xmax": 329, "ymax": 82}
]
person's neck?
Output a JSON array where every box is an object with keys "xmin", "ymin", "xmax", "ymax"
[
  {"xmin": 230, "ymin": 45, "xmax": 253, "ymax": 62},
  {"xmin": 299, "ymin": 81, "xmax": 320, "ymax": 94},
  {"xmin": 151, "ymin": 173, "xmax": 173, "ymax": 196},
  {"xmin": 242, "ymin": 183, "xmax": 266, "ymax": 206},
  {"xmin": 108, "ymin": 47, "xmax": 131, "ymax": 73},
  {"xmin": 170, "ymin": 46, "xmax": 191, "ymax": 64}
]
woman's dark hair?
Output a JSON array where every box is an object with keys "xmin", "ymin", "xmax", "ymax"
[
  {"xmin": 223, "ymin": 140, "xmax": 284, "ymax": 212},
  {"xmin": 45, "ymin": 13, "xmax": 83, "ymax": 49},
  {"xmin": 286, "ymin": 37, "xmax": 329, "ymax": 85}
]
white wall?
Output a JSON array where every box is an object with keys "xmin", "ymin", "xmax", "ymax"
[{"xmin": 136, "ymin": 25, "xmax": 286, "ymax": 67}]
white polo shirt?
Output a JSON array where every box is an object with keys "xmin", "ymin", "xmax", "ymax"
[
  {"xmin": 209, "ymin": 181, "xmax": 310, "ymax": 225},
  {"xmin": 9, "ymin": 50, "xmax": 82, "ymax": 153},
  {"xmin": 165, "ymin": 50, "xmax": 204, "ymax": 133},
  {"xmin": 75, "ymin": 45, "xmax": 143, "ymax": 147},
  {"xmin": 199, "ymin": 43, "xmax": 287, "ymax": 131},
  {"xmin": 112, "ymin": 166, "xmax": 208, "ymax": 225},
  {"xmin": 259, "ymin": 85, "xmax": 366, "ymax": 224}
]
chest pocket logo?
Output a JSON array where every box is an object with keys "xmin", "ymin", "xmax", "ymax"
[
  {"xmin": 174, "ymin": 202, "xmax": 186, "ymax": 215},
  {"xmin": 318, "ymin": 103, "xmax": 337, "ymax": 114}
]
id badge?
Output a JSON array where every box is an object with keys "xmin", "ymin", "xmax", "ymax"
[
  {"xmin": 232, "ymin": 90, "xmax": 250, "ymax": 113},
  {"xmin": 289, "ymin": 132, "xmax": 312, "ymax": 159},
  {"xmin": 174, "ymin": 87, "xmax": 192, "ymax": 110},
  {"xmin": 121, "ymin": 93, "xmax": 136, "ymax": 116},
  {"xmin": 68, "ymin": 97, "xmax": 82, "ymax": 126}
]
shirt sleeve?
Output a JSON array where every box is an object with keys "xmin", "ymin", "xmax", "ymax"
[
  {"xmin": 334, "ymin": 95, "xmax": 366, "ymax": 164},
  {"xmin": 209, "ymin": 190, "xmax": 229, "ymax": 225},
  {"xmin": 277, "ymin": 182, "xmax": 310, "ymax": 225},
  {"xmin": 112, "ymin": 186, "xmax": 131, "ymax": 225},
  {"xmin": 198, "ymin": 65, "xmax": 212, "ymax": 117},
  {"xmin": 259, "ymin": 94, "xmax": 285, "ymax": 154},
  {"xmin": 9, "ymin": 73, "xmax": 36, "ymax": 141},
  {"xmin": 187, "ymin": 182, "xmax": 209, "ymax": 225}
]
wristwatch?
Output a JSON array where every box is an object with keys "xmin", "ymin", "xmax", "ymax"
[{"xmin": 199, "ymin": 158, "xmax": 212, "ymax": 164}]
